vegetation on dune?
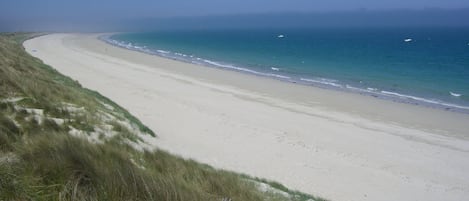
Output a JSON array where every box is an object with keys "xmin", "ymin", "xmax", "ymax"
[{"xmin": 0, "ymin": 33, "xmax": 325, "ymax": 201}]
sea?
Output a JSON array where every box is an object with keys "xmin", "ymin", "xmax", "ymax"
[{"xmin": 102, "ymin": 27, "xmax": 469, "ymax": 113}]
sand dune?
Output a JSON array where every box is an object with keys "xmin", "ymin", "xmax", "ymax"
[{"xmin": 24, "ymin": 34, "xmax": 469, "ymax": 201}]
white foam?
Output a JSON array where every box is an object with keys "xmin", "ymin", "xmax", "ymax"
[
  {"xmin": 318, "ymin": 77, "xmax": 339, "ymax": 83},
  {"xmin": 204, "ymin": 60, "xmax": 256, "ymax": 73},
  {"xmin": 300, "ymin": 78, "xmax": 343, "ymax": 88},
  {"xmin": 201, "ymin": 60, "xmax": 290, "ymax": 80},
  {"xmin": 271, "ymin": 67, "xmax": 280, "ymax": 71},
  {"xmin": 381, "ymin": 91, "xmax": 469, "ymax": 110},
  {"xmin": 450, "ymin": 92, "xmax": 462, "ymax": 97},
  {"xmin": 157, "ymin": 50, "xmax": 170, "ymax": 54},
  {"xmin": 174, "ymin": 52, "xmax": 187, "ymax": 57},
  {"xmin": 346, "ymin": 85, "xmax": 379, "ymax": 93},
  {"xmin": 266, "ymin": 73, "xmax": 290, "ymax": 79}
]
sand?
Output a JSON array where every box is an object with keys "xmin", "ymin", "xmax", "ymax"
[{"xmin": 24, "ymin": 34, "xmax": 469, "ymax": 201}]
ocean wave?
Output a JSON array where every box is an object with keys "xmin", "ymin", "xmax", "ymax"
[
  {"xmin": 174, "ymin": 52, "xmax": 188, "ymax": 57},
  {"xmin": 203, "ymin": 59, "xmax": 254, "ymax": 72},
  {"xmin": 340, "ymin": 83, "xmax": 469, "ymax": 111},
  {"xmin": 300, "ymin": 78, "xmax": 343, "ymax": 88},
  {"xmin": 346, "ymin": 85, "xmax": 380, "ymax": 94},
  {"xmin": 450, "ymin": 92, "xmax": 462, "ymax": 97},
  {"xmin": 202, "ymin": 60, "xmax": 290, "ymax": 79},
  {"xmin": 381, "ymin": 91, "xmax": 469, "ymax": 110},
  {"xmin": 157, "ymin": 50, "xmax": 170, "ymax": 54},
  {"xmin": 267, "ymin": 73, "xmax": 290, "ymax": 79},
  {"xmin": 271, "ymin": 67, "xmax": 280, "ymax": 71},
  {"xmin": 344, "ymin": 86, "xmax": 469, "ymax": 111}
]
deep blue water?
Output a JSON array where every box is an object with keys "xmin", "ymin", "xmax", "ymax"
[{"xmin": 106, "ymin": 28, "xmax": 469, "ymax": 113}]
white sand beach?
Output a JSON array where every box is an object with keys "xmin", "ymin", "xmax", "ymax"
[{"xmin": 24, "ymin": 34, "xmax": 469, "ymax": 201}]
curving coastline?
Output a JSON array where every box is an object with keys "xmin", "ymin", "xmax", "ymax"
[
  {"xmin": 24, "ymin": 33, "xmax": 469, "ymax": 201},
  {"xmin": 100, "ymin": 34, "xmax": 469, "ymax": 114}
]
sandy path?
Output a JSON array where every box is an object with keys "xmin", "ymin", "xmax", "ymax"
[{"xmin": 24, "ymin": 34, "xmax": 469, "ymax": 201}]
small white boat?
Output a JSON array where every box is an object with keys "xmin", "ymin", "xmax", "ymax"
[
  {"xmin": 404, "ymin": 38, "xmax": 413, "ymax": 42},
  {"xmin": 450, "ymin": 92, "xmax": 462, "ymax": 97},
  {"xmin": 277, "ymin": 34, "xmax": 285, "ymax": 38}
]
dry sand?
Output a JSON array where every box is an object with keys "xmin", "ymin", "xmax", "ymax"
[{"xmin": 24, "ymin": 34, "xmax": 469, "ymax": 201}]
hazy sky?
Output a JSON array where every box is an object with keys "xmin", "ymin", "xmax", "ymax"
[
  {"xmin": 1, "ymin": 0, "xmax": 469, "ymax": 31},
  {"xmin": 2, "ymin": 0, "xmax": 469, "ymax": 19}
]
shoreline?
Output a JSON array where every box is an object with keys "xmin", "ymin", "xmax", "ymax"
[
  {"xmin": 24, "ymin": 34, "xmax": 469, "ymax": 201},
  {"xmin": 96, "ymin": 33, "xmax": 469, "ymax": 138},
  {"xmin": 102, "ymin": 33, "xmax": 469, "ymax": 114}
]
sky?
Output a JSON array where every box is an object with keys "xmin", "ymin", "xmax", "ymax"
[{"xmin": 1, "ymin": 0, "xmax": 469, "ymax": 31}]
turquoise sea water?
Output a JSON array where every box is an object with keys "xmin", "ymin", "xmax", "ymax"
[{"xmin": 105, "ymin": 28, "xmax": 469, "ymax": 113}]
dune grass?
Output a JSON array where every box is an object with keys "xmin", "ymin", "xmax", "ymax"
[{"xmin": 0, "ymin": 33, "xmax": 325, "ymax": 201}]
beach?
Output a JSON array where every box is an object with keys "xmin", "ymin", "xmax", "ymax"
[{"xmin": 24, "ymin": 34, "xmax": 469, "ymax": 201}]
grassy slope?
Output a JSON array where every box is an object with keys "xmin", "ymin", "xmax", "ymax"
[{"xmin": 0, "ymin": 33, "xmax": 325, "ymax": 201}]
